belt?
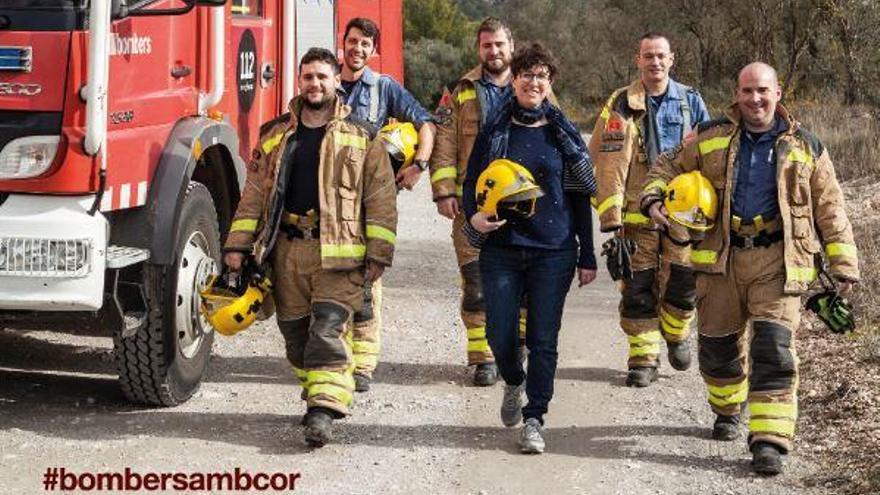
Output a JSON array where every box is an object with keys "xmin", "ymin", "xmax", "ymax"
[
  {"xmin": 730, "ymin": 230, "xmax": 783, "ymax": 249},
  {"xmin": 280, "ymin": 223, "xmax": 319, "ymax": 240}
]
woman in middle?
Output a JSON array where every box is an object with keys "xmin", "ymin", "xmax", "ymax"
[{"xmin": 462, "ymin": 42, "xmax": 598, "ymax": 454}]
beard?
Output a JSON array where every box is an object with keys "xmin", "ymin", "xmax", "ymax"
[
  {"xmin": 304, "ymin": 92, "xmax": 335, "ymax": 111},
  {"xmin": 482, "ymin": 57, "xmax": 510, "ymax": 76}
]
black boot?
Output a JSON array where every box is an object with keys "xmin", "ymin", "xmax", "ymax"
[
  {"xmin": 667, "ymin": 341, "xmax": 692, "ymax": 371},
  {"xmin": 303, "ymin": 407, "xmax": 335, "ymax": 447},
  {"xmin": 711, "ymin": 414, "xmax": 741, "ymax": 441},
  {"xmin": 751, "ymin": 441, "xmax": 784, "ymax": 475},
  {"xmin": 625, "ymin": 366, "xmax": 658, "ymax": 387},
  {"xmin": 354, "ymin": 372, "xmax": 372, "ymax": 392},
  {"xmin": 473, "ymin": 363, "xmax": 498, "ymax": 386}
]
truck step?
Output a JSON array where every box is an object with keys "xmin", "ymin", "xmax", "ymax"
[{"xmin": 107, "ymin": 246, "xmax": 150, "ymax": 269}]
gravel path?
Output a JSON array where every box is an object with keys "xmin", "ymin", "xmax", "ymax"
[{"xmin": 0, "ymin": 179, "xmax": 829, "ymax": 494}]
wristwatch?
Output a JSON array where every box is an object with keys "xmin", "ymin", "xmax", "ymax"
[{"xmin": 414, "ymin": 159, "xmax": 429, "ymax": 171}]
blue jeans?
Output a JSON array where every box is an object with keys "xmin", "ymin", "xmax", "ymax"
[{"xmin": 480, "ymin": 244, "xmax": 576, "ymax": 423}]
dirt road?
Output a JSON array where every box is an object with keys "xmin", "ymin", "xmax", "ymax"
[{"xmin": 1, "ymin": 180, "xmax": 827, "ymax": 494}]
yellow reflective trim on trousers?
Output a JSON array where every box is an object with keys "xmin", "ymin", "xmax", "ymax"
[
  {"xmin": 698, "ymin": 136, "xmax": 732, "ymax": 155},
  {"xmin": 352, "ymin": 340, "xmax": 380, "ymax": 354},
  {"xmin": 261, "ymin": 133, "xmax": 284, "ymax": 154},
  {"xmin": 335, "ymin": 131, "xmax": 367, "ymax": 150},
  {"xmin": 468, "ymin": 340, "xmax": 490, "ymax": 353},
  {"xmin": 431, "ymin": 166, "xmax": 458, "ymax": 183},
  {"xmin": 230, "ymin": 218, "xmax": 258, "ymax": 233},
  {"xmin": 749, "ymin": 418, "xmax": 795, "ymax": 437},
  {"xmin": 691, "ymin": 249, "xmax": 718, "ymax": 264},
  {"xmin": 467, "ymin": 326, "xmax": 486, "ymax": 340},
  {"xmin": 623, "ymin": 212, "xmax": 650, "ymax": 225},
  {"xmin": 628, "ymin": 330, "xmax": 662, "ymax": 346},
  {"xmin": 787, "ymin": 265, "xmax": 818, "ymax": 282},
  {"xmin": 321, "ymin": 244, "xmax": 366, "ymax": 258},
  {"xmin": 456, "ymin": 88, "xmax": 476, "ymax": 104},
  {"xmin": 456, "ymin": 184, "xmax": 464, "ymax": 196},
  {"xmin": 597, "ymin": 194, "xmax": 624, "ymax": 216},
  {"xmin": 292, "ymin": 366, "xmax": 307, "ymax": 382},
  {"xmin": 707, "ymin": 381, "xmax": 748, "ymax": 407},
  {"xmin": 308, "ymin": 383, "xmax": 353, "ymax": 406},
  {"xmin": 749, "ymin": 402, "xmax": 797, "ymax": 419},
  {"xmin": 660, "ymin": 310, "xmax": 689, "ymax": 336},
  {"xmin": 826, "ymin": 242, "xmax": 857, "ymax": 258},
  {"xmin": 643, "ymin": 179, "xmax": 668, "ymax": 194},
  {"xmin": 786, "ymin": 148, "xmax": 812, "ymax": 164},
  {"xmin": 366, "ymin": 224, "xmax": 397, "ymax": 245},
  {"xmin": 629, "ymin": 344, "xmax": 661, "ymax": 357}
]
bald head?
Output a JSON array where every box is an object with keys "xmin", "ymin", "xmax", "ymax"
[
  {"xmin": 737, "ymin": 62, "xmax": 779, "ymax": 90},
  {"xmin": 735, "ymin": 62, "xmax": 782, "ymax": 132}
]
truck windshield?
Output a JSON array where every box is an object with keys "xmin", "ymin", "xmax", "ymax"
[{"xmin": 4, "ymin": 1, "xmax": 86, "ymax": 8}]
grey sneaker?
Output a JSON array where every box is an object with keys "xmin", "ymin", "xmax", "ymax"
[
  {"xmin": 519, "ymin": 418, "xmax": 545, "ymax": 454},
  {"xmin": 500, "ymin": 383, "xmax": 524, "ymax": 427}
]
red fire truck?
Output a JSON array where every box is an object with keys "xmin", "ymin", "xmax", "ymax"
[{"xmin": 0, "ymin": 0, "xmax": 403, "ymax": 406}]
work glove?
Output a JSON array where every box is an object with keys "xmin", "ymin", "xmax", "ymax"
[{"xmin": 601, "ymin": 236, "xmax": 637, "ymax": 281}]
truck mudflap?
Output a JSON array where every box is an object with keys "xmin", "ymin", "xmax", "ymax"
[{"xmin": 0, "ymin": 194, "xmax": 107, "ymax": 310}]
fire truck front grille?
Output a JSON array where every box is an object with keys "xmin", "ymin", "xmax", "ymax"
[
  {"xmin": 0, "ymin": 237, "xmax": 92, "ymax": 278},
  {"xmin": 0, "ymin": 46, "xmax": 32, "ymax": 72}
]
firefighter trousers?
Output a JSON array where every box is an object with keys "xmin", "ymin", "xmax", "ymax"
[
  {"xmin": 619, "ymin": 224, "xmax": 696, "ymax": 369},
  {"xmin": 271, "ymin": 236, "xmax": 365, "ymax": 417},
  {"xmin": 696, "ymin": 240, "xmax": 801, "ymax": 452},
  {"xmin": 352, "ymin": 278, "xmax": 382, "ymax": 378},
  {"xmin": 452, "ymin": 212, "xmax": 526, "ymax": 366}
]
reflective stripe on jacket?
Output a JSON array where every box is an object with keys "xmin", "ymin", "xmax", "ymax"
[
  {"xmin": 639, "ymin": 104, "xmax": 859, "ymax": 293},
  {"xmin": 225, "ymin": 96, "xmax": 398, "ymax": 270}
]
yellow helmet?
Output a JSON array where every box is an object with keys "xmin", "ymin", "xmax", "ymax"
[
  {"xmin": 475, "ymin": 159, "xmax": 544, "ymax": 219},
  {"xmin": 379, "ymin": 121, "xmax": 418, "ymax": 171},
  {"xmin": 664, "ymin": 170, "xmax": 718, "ymax": 232},
  {"xmin": 199, "ymin": 271, "xmax": 272, "ymax": 336}
]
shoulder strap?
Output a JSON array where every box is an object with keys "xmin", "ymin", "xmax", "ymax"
[
  {"xmin": 674, "ymin": 82, "xmax": 692, "ymax": 138},
  {"xmin": 369, "ymin": 73, "xmax": 382, "ymax": 124}
]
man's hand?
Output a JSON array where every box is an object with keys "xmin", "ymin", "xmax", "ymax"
[
  {"xmin": 470, "ymin": 211, "xmax": 507, "ymax": 233},
  {"xmin": 436, "ymin": 197, "xmax": 461, "ymax": 220},
  {"xmin": 365, "ymin": 261, "xmax": 385, "ymax": 283},
  {"xmin": 838, "ymin": 280, "xmax": 856, "ymax": 296},
  {"xmin": 578, "ymin": 268, "xmax": 597, "ymax": 287},
  {"xmin": 224, "ymin": 252, "xmax": 245, "ymax": 271},
  {"xmin": 395, "ymin": 166, "xmax": 423, "ymax": 191},
  {"xmin": 647, "ymin": 201, "xmax": 671, "ymax": 229}
]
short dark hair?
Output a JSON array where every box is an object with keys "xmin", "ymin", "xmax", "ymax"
[
  {"xmin": 344, "ymin": 17, "xmax": 380, "ymax": 50},
  {"xmin": 476, "ymin": 17, "xmax": 513, "ymax": 45},
  {"xmin": 299, "ymin": 47, "xmax": 340, "ymax": 74},
  {"xmin": 638, "ymin": 32, "xmax": 672, "ymax": 51},
  {"xmin": 511, "ymin": 43, "xmax": 558, "ymax": 81}
]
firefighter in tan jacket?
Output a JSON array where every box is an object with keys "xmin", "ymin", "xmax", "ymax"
[
  {"xmin": 430, "ymin": 17, "xmax": 523, "ymax": 386},
  {"xmin": 588, "ymin": 33, "xmax": 710, "ymax": 387},
  {"xmin": 642, "ymin": 62, "xmax": 859, "ymax": 475},
  {"xmin": 224, "ymin": 48, "xmax": 397, "ymax": 447}
]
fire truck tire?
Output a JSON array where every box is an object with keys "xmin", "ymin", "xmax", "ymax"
[{"xmin": 115, "ymin": 182, "xmax": 219, "ymax": 406}]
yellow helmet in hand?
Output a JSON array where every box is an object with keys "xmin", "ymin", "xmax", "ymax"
[
  {"xmin": 475, "ymin": 159, "xmax": 544, "ymax": 219},
  {"xmin": 379, "ymin": 121, "xmax": 418, "ymax": 172},
  {"xmin": 199, "ymin": 270, "xmax": 272, "ymax": 336},
  {"xmin": 664, "ymin": 170, "xmax": 718, "ymax": 232}
]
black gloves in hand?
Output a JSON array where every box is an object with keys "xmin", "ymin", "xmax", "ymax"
[{"xmin": 601, "ymin": 236, "xmax": 638, "ymax": 281}]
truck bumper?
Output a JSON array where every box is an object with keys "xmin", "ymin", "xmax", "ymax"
[{"xmin": 0, "ymin": 194, "xmax": 108, "ymax": 311}]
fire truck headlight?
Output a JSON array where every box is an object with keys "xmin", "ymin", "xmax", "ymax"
[
  {"xmin": 0, "ymin": 136, "xmax": 61, "ymax": 179},
  {"xmin": 0, "ymin": 238, "xmax": 92, "ymax": 277}
]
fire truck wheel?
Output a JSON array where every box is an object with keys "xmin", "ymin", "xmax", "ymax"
[{"xmin": 115, "ymin": 182, "xmax": 220, "ymax": 406}]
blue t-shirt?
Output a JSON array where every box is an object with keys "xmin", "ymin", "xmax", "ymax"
[
  {"xmin": 732, "ymin": 116, "xmax": 788, "ymax": 224},
  {"xmin": 485, "ymin": 124, "xmax": 577, "ymax": 252}
]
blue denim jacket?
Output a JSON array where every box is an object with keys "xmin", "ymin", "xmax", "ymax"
[
  {"xmin": 648, "ymin": 80, "xmax": 711, "ymax": 153},
  {"xmin": 341, "ymin": 67, "xmax": 432, "ymax": 136}
]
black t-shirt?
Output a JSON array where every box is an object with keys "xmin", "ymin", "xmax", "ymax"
[{"xmin": 284, "ymin": 122, "xmax": 327, "ymax": 215}]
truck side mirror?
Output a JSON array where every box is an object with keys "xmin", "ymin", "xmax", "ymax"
[
  {"xmin": 111, "ymin": 0, "xmax": 129, "ymax": 20},
  {"xmin": 195, "ymin": 0, "xmax": 228, "ymax": 5}
]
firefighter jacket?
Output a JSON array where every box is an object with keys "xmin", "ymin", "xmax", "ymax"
[
  {"xmin": 639, "ymin": 104, "xmax": 860, "ymax": 294},
  {"xmin": 431, "ymin": 66, "xmax": 557, "ymax": 201},
  {"xmin": 589, "ymin": 79, "xmax": 708, "ymax": 232},
  {"xmin": 225, "ymin": 96, "xmax": 398, "ymax": 270}
]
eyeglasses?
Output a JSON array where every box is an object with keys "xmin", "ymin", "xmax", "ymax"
[{"xmin": 518, "ymin": 72, "xmax": 551, "ymax": 84}]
